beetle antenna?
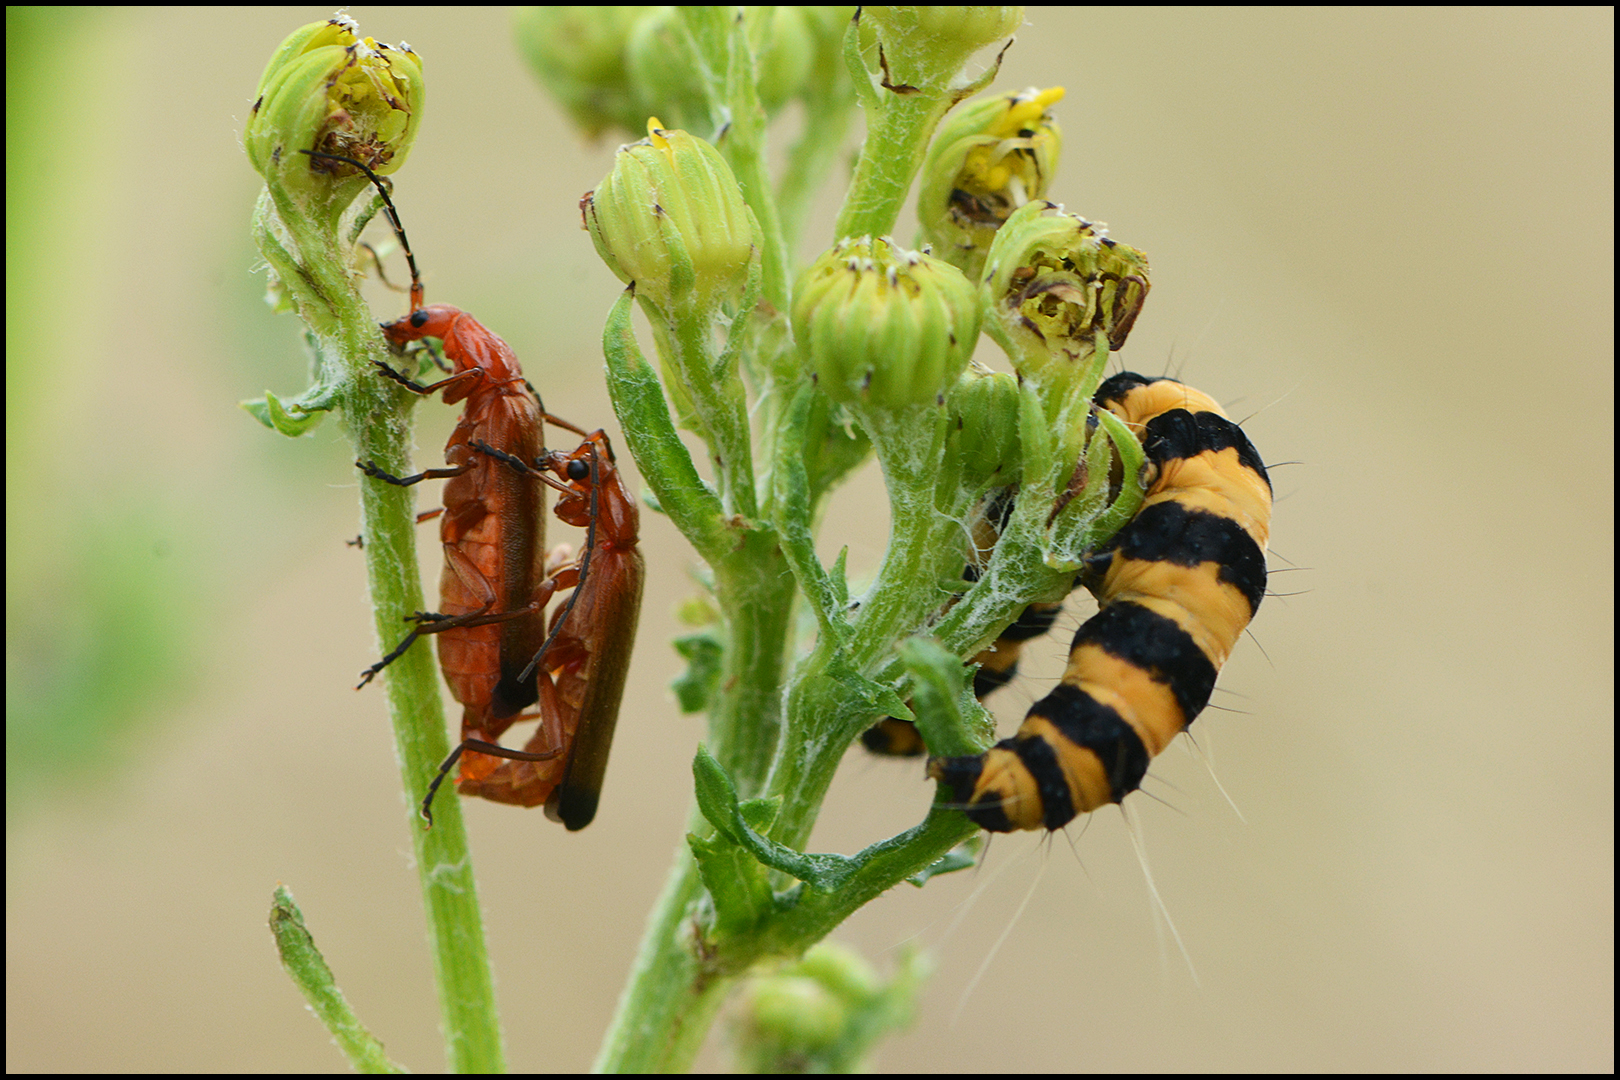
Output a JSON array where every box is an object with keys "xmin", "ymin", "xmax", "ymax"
[{"xmin": 300, "ymin": 148, "xmax": 423, "ymax": 311}]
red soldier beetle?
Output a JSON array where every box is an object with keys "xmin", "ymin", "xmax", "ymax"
[
  {"xmin": 425, "ymin": 424, "xmax": 644, "ymax": 830},
  {"xmin": 305, "ymin": 149, "xmax": 640, "ymax": 830}
]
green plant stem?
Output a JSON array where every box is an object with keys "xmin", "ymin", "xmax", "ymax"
[
  {"xmin": 776, "ymin": 44, "xmax": 855, "ymax": 254},
  {"xmin": 761, "ymin": 404, "xmax": 962, "ymax": 853},
  {"xmin": 271, "ymin": 886, "xmax": 406, "ymax": 1073},
  {"xmin": 589, "ymin": 545, "xmax": 799, "ymax": 1072},
  {"xmin": 659, "ymin": 303, "xmax": 759, "ymax": 519},
  {"xmin": 596, "ymin": 756, "xmax": 979, "ymax": 1072},
  {"xmin": 834, "ymin": 90, "xmax": 952, "ymax": 241},
  {"xmin": 708, "ymin": 538, "xmax": 797, "ymax": 796},
  {"xmin": 599, "ymin": 286, "xmax": 802, "ymax": 1070},
  {"xmin": 601, "ymin": 295, "xmax": 730, "ymax": 555},
  {"xmin": 594, "ymin": 836, "xmax": 736, "ymax": 1073},
  {"xmin": 254, "ymin": 183, "xmax": 504, "ymax": 1074},
  {"xmin": 745, "ymin": 812, "xmax": 978, "ymax": 959},
  {"xmin": 709, "ymin": 8, "xmax": 791, "ymax": 317},
  {"xmin": 351, "ymin": 393, "xmax": 506, "ymax": 1076},
  {"xmin": 765, "ymin": 660, "xmax": 883, "ymax": 852},
  {"xmin": 592, "ymin": 538, "xmax": 795, "ymax": 1073},
  {"xmin": 847, "ymin": 406, "xmax": 956, "ymax": 669},
  {"xmin": 602, "ymin": 293, "xmax": 794, "ymax": 789},
  {"xmin": 725, "ymin": 133, "xmax": 789, "ymax": 317}
]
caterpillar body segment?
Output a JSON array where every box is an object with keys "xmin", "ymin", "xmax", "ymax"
[
  {"xmin": 860, "ymin": 599, "xmax": 1067, "ymax": 759},
  {"xmin": 969, "ymin": 598, "xmax": 1065, "ymax": 699},
  {"xmin": 860, "ymin": 715, "xmax": 930, "ymax": 757},
  {"xmin": 927, "ymin": 372, "xmax": 1272, "ymax": 831}
]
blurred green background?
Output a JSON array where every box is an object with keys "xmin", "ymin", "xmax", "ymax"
[{"xmin": 6, "ymin": 7, "xmax": 1611, "ymax": 1072}]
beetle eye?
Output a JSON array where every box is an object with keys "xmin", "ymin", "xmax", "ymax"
[
  {"xmin": 566, "ymin": 459, "xmax": 590, "ymax": 481},
  {"xmin": 410, "ymin": 310, "xmax": 429, "ymax": 328}
]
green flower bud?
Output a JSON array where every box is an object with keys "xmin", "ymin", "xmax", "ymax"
[
  {"xmin": 620, "ymin": 7, "xmax": 816, "ymax": 132},
  {"xmin": 919, "ymin": 86, "xmax": 1063, "ymax": 278},
  {"xmin": 948, "ymin": 364, "xmax": 1023, "ymax": 489},
  {"xmin": 731, "ymin": 942, "xmax": 920, "ymax": 1072},
  {"xmin": 624, "ymin": 7, "xmax": 710, "ymax": 135},
  {"xmin": 859, "ymin": 6, "xmax": 1024, "ymax": 93},
  {"xmin": 583, "ymin": 120, "xmax": 758, "ymax": 319},
  {"xmin": 793, "ymin": 941, "xmax": 881, "ymax": 1004},
  {"xmin": 981, "ymin": 201, "xmax": 1150, "ymax": 385},
  {"xmin": 794, "ymin": 237, "xmax": 981, "ymax": 411},
  {"xmin": 512, "ymin": 6, "xmax": 642, "ymax": 137},
  {"xmin": 735, "ymin": 974, "xmax": 846, "ymax": 1065},
  {"xmin": 245, "ymin": 16, "xmax": 423, "ymax": 203},
  {"xmin": 746, "ymin": 6, "xmax": 815, "ymax": 114},
  {"xmin": 733, "ymin": 942, "xmax": 882, "ymax": 1067}
]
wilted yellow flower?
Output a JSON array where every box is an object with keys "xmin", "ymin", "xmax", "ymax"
[
  {"xmin": 982, "ymin": 202, "xmax": 1150, "ymax": 386},
  {"xmin": 919, "ymin": 86, "xmax": 1063, "ymax": 277},
  {"xmin": 245, "ymin": 15, "xmax": 423, "ymax": 201}
]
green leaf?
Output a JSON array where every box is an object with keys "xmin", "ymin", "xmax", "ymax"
[
  {"xmin": 240, "ymin": 387, "xmax": 334, "ymax": 436},
  {"xmin": 601, "ymin": 288, "xmax": 731, "ymax": 561},
  {"xmin": 693, "ymin": 747, "xmax": 861, "ymax": 892},
  {"xmin": 907, "ymin": 836, "xmax": 984, "ymax": 886},
  {"xmin": 770, "ymin": 382, "xmax": 856, "ymax": 640},
  {"xmin": 898, "ymin": 636, "xmax": 994, "ymax": 758},
  {"xmin": 671, "ymin": 631, "xmax": 723, "ymax": 714},
  {"xmin": 689, "ymin": 829, "xmax": 776, "ymax": 940}
]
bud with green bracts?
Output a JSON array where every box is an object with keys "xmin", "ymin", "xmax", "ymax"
[
  {"xmin": 918, "ymin": 86, "xmax": 1063, "ymax": 278},
  {"xmin": 736, "ymin": 971, "xmax": 848, "ymax": 1061},
  {"xmin": 746, "ymin": 6, "xmax": 816, "ymax": 115},
  {"xmin": 243, "ymin": 12, "xmax": 424, "ymax": 427},
  {"xmin": 858, "ymin": 7, "xmax": 1024, "ymax": 94},
  {"xmin": 583, "ymin": 120, "xmax": 759, "ymax": 321},
  {"xmin": 245, "ymin": 15, "xmax": 422, "ymax": 213},
  {"xmin": 512, "ymin": 7, "xmax": 642, "ymax": 138},
  {"xmin": 793, "ymin": 237, "xmax": 981, "ymax": 412},
  {"xmin": 732, "ymin": 942, "xmax": 925, "ymax": 1073},
  {"xmin": 947, "ymin": 364, "xmax": 1022, "ymax": 492},
  {"xmin": 623, "ymin": 9, "xmax": 711, "ymax": 135},
  {"xmin": 980, "ymin": 201, "xmax": 1150, "ymax": 388},
  {"xmin": 626, "ymin": 7, "xmax": 817, "ymax": 131}
]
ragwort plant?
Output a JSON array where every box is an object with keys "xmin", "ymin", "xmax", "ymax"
[{"xmin": 246, "ymin": 8, "xmax": 1154, "ymax": 1072}]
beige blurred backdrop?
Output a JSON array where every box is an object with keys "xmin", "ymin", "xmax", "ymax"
[{"xmin": 6, "ymin": 7, "xmax": 1611, "ymax": 1072}]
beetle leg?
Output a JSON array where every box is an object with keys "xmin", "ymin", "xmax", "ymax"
[{"xmin": 357, "ymin": 457, "xmax": 472, "ymax": 488}]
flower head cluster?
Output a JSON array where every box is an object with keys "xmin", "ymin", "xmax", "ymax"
[{"xmin": 516, "ymin": 6, "xmax": 821, "ymax": 138}]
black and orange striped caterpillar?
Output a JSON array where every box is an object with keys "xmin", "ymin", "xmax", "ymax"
[{"xmin": 873, "ymin": 371, "xmax": 1272, "ymax": 832}]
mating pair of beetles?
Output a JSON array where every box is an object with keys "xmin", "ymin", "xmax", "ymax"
[{"xmin": 311, "ymin": 149, "xmax": 643, "ymax": 832}]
